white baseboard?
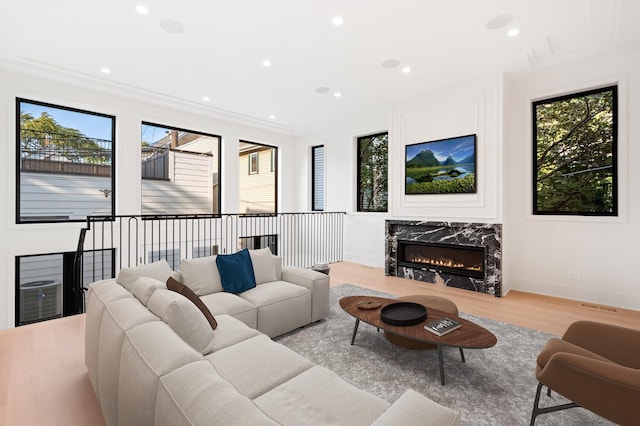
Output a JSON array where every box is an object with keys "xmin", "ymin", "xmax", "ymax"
[{"xmin": 510, "ymin": 278, "xmax": 640, "ymax": 312}]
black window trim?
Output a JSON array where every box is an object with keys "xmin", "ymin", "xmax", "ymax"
[
  {"xmin": 239, "ymin": 140, "xmax": 278, "ymax": 214},
  {"xmin": 16, "ymin": 97, "xmax": 116, "ymax": 224},
  {"xmin": 141, "ymin": 121, "xmax": 222, "ymax": 215},
  {"xmin": 356, "ymin": 131, "xmax": 389, "ymax": 213},
  {"xmin": 311, "ymin": 145, "xmax": 325, "ymax": 211},
  {"xmin": 531, "ymin": 85, "xmax": 618, "ymax": 217}
]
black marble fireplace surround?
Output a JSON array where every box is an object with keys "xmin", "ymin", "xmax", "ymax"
[{"xmin": 385, "ymin": 220, "xmax": 502, "ymax": 296}]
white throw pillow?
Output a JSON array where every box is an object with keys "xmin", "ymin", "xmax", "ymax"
[
  {"xmin": 249, "ymin": 248, "xmax": 277, "ymax": 285},
  {"xmin": 147, "ymin": 289, "xmax": 215, "ymax": 355},
  {"xmin": 180, "ymin": 256, "xmax": 223, "ymax": 296},
  {"xmin": 131, "ymin": 276, "xmax": 166, "ymax": 306},
  {"xmin": 116, "ymin": 260, "xmax": 173, "ymax": 291}
]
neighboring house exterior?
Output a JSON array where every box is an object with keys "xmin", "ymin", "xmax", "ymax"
[
  {"xmin": 239, "ymin": 142, "xmax": 276, "ymax": 214},
  {"xmin": 142, "ymin": 131, "xmax": 219, "ymax": 215}
]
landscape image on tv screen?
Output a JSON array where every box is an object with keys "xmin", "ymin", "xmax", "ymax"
[{"xmin": 405, "ymin": 134, "xmax": 476, "ymax": 194}]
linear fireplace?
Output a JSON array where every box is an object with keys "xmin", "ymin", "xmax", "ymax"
[
  {"xmin": 386, "ymin": 221, "xmax": 502, "ymax": 296},
  {"xmin": 397, "ymin": 241, "xmax": 485, "ymax": 279}
]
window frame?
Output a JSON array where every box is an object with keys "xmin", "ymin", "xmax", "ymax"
[
  {"xmin": 239, "ymin": 140, "xmax": 278, "ymax": 214},
  {"xmin": 141, "ymin": 121, "xmax": 222, "ymax": 215},
  {"xmin": 356, "ymin": 132, "xmax": 389, "ymax": 213},
  {"xmin": 16, "ymin": 98, "xmax": 116, "ymax": 224},
  {"xmin": 249, "ymin": 152, "xmax": 259, "ymax": 175},
  {"xmin": 311, "ymin": 145, "xmax": 325, "ymax": 211},
  {"xmin": 532, "ymin": 85, "xmax": 618, "ymax": 216}
]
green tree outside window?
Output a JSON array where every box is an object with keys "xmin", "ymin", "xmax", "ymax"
[
  {"xmin": 533, "ymin": 86, "xmax": 617, "ymax": 216},
  {"xmin": 357, "ymin": 132, "xmax": 388, "ymax": 212}
]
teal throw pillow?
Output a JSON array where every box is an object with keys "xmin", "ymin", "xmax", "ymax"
[{"xmin": 215, "ymin": 248, "xmax": 256, "ymax": 294}]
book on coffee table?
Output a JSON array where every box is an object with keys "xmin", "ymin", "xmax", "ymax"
[{"xmin": 424, "ymin": 317, "xmax": 461, "ymax": 336}]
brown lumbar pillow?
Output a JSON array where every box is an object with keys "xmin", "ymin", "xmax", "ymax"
[{"xmin": 166, "ymin": 276, "xmax": 217, "ymax": 330}]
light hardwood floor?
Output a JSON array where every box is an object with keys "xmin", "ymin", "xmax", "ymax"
[
  {"xmin": 1, "ymin": 261, "xmax": 638, "ymax": 425},
  {"xmin": 329, "ymin": 261, "xmax": 640, "ymax": 336}
]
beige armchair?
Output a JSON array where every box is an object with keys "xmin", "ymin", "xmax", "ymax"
[{"xmin": 530, "ymin": 320, "xmax": 640, "ymax": 425}]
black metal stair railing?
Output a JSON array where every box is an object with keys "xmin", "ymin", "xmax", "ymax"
[{"xmin": 73, "ymin": 212, "xmax": 345, "ymax": 313}]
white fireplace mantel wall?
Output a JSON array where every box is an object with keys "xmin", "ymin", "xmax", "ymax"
[{"xmin": 295, "ymin": 48, "xmax": 640, "ymax": 312}]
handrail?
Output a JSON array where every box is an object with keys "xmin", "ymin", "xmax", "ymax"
[{"xmin": 73, "ymin": 212, "xmax": 346, "ymax": 313}]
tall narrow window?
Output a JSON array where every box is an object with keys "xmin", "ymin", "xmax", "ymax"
[
  {"xmin": 239, "ymin": 141, "xmax": 277, "ymax": 214},
  {"xmin": 312, "ymin": 145, "xmax": 325, "ymax": 211},
  {"xmin": 357, "ymin": 132, "xmax": 388, "ymax": 212},
  {"xmin": 533, "ymin": 86, "xmax": 617, "ymax": 216},
  {"xmin": 16, "ymin": 99, "xmax": 115, "ymax": 223},
  {"xmin": 141, "ymin": 122, "xmax": 221, "ymax": 215}
]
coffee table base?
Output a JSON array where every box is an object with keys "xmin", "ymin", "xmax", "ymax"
[{"xmin": 349, "ymin": 318, "xmax": 460, "ymax": 385}]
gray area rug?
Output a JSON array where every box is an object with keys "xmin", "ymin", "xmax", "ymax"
[{"xmin": 275, "ymin": 284, "xmax": 611, "ymax": 425}]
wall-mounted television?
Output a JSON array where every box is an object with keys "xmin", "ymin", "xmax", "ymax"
[{"xmin": 405, "ymin": 134, "xmax": 476, "ymax": 194}]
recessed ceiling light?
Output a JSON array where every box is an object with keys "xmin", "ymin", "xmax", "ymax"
[
  {"xmin": 334, "ymin": 92, "xmax": 342, "ymax": 98},
  {"xmin": 485, "ymin": 14, "xmax": 513, "ymax": 30},
  {"xmin": 507, "ymin": 28, "xmax": 520, "ymax": 37},
  {"xmin": 100, "ymin": 67, "xmax": 111, "ymax": 74},
  {"xmin": 402, "ymin": 66, "xmax": 411, "ymax": 73},
  {"xmin": 381, "ymin": 59, "xmax": 400, "ymax": 69},
  {"xmin": 135, "ymin": 5, "xmax": 149, "ymax": 15},
  {"xmin": 159, "ymin": 18, "xmax": 184, "ymax": 34},
  {"xmin": 315, "ymin": 86, "xmax": 330, "ymax": 94},
  {"xmin": 269, "ymin": 115, "xmax": 276, "ymax": 120},
  {"xmin": 202, "ymin": 96, "xmax": 210, "ymax": 102},
  {"xmin": 332, "ymin": 16, "xmax": 344, "ymax": 26},
  {"xmin": 262, "ymin": 59, "xmax": 272, "ymax": 67}
]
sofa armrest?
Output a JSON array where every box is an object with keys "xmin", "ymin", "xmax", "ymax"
[
  {"xmin": 281, "ymin": 267, "xmax": 329, "ymax": 322},
  {"xmin": 371, "ymin": 390, "xmax": 460, "ymax": 426}
]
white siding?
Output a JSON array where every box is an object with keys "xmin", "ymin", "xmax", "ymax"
[
  {"xmin": 239, "ymin": 148, "xmax": 276, "ymax": 213},
  {"xmin": 142, "ymin": 151, "xmax": 213, "ymax": 215},
  {"xmin": 20, "ymin": 172, "xmax": 112, "ymax": 220}
]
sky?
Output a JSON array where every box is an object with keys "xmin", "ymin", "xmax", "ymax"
[
  {"xmin": 405, "ymin": 134, "xmax": 475, "ymax": 163},
  {"xmin": 20, "ymin": 101, "xmax": 113, "ymax": 141}
]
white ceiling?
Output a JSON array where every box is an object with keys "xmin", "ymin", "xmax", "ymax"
[{"xmin": 1, "ymin": 0, "xmax": 639, "ymax": 135}]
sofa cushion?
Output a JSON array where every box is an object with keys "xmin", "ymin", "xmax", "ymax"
[
  {"xmin": 216, "ymin": 249, "xmax": 256, "ymax": 294},
  {"xmin": 254, "ymin": 366, "xmax": 390, "ymax": 426},
  {"xmin": 156, "ymin": 361, "xmax": 278, "ymax": 426},
  {"xmin": 209, "ymin": 314, "xmax": 261, "ymax": 352},
  {"xmin": 200, "ymin": 292, "xmax": 258, "ymax": 329},
  {"xmin": 118, "ymin": 321, "xmax": 202, "ymax": 426},
  {"xmin": 239, "ymin": 281, "xmax": 311, "ymax": 337},
  {"xmin": 166, "ymin": 276, "xmax": 217, "ymax": 330},
  {"xmin": 371, "ymin": 389, "xmax": 460, "ymax": 426},
  {"xmin": 207, "ymin": 334, "xmax": 314, "ymax": 399},
  {"xmin": 180, "ymin": 255, "xmax": 223, "ymax": 296},
  {"xmin": 147, "ymin": 289, "xmax": 215, "ymax": 355},
  {"xmin": 131, "ymin": 276, "xmax": 166, "ymax": 306},
  {"xmin": 249, "ymin": 248, "xmax": 278, "ymax": 284},
  {"xmin": 116, "ymin": 259, "xmax": 173, "ymax": 291}
]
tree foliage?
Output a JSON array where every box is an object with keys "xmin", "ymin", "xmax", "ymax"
[
  {"xmin": 20, "ymin": 111, "xmax": 111, "ymax": 164},
  {"xmin": 534, "ymin": 87, "xmax": 616, "ymax": 214},
  {"xmin": 358, "ymin": 133, "xmax": 388, "ymax": 212}
]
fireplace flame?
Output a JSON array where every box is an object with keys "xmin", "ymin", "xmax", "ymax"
[{"xmin": 409, "ymin": 256, "xmax": 482, "ymax": 272}]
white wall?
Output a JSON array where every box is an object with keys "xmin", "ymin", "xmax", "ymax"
[
  {"xmin": 294, "ymin": 77, "xmax": 503, "ymax": 268},
  {"xmin": 295, "ymin": 50, "xmax": 640, "ymax": 312},
  {"xmin": 0, "ymin": 67, "xmax": 295, "ymax": 329},
  {"xmin": 503, "ymin": 49, "xmax": 639, "ymax": 311}
]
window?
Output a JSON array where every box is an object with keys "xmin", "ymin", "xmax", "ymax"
[
  {"xmin": 249, "ymin": 152, "xmax": 259, "ymax": 174},
  {"xmin": 239, "ymin": 141, "xmax": 277, "ymax": 214},
  {"xmin": 16, "ymin": 98, "xmax": 115, "ymax": 223},
  {"xmin": 357, "ymin": 132, "xmax": 388, "ymax": 212},
  {"xmin": 15, "ymin": 249, "xmax": 113, "ymax": 326},
  {"xmin": 533, "ymin": 86, "xmax": 617, "ymax": 216},
  {"xmin": 312, "ymin": 145, "xmax": 325, "ymax": 211},
  {"xmin": 141, "ymin": 122, "xmax": 221, "ymax": 215}
]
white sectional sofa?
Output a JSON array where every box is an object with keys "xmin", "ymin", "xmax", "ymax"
[
  {"xmin": 115, "ymin": 248, "xmax": 330, "ymax": 337},
  {"xmin": 85, "ymin": 251, "xmax": 460, "ymax": 425}
]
